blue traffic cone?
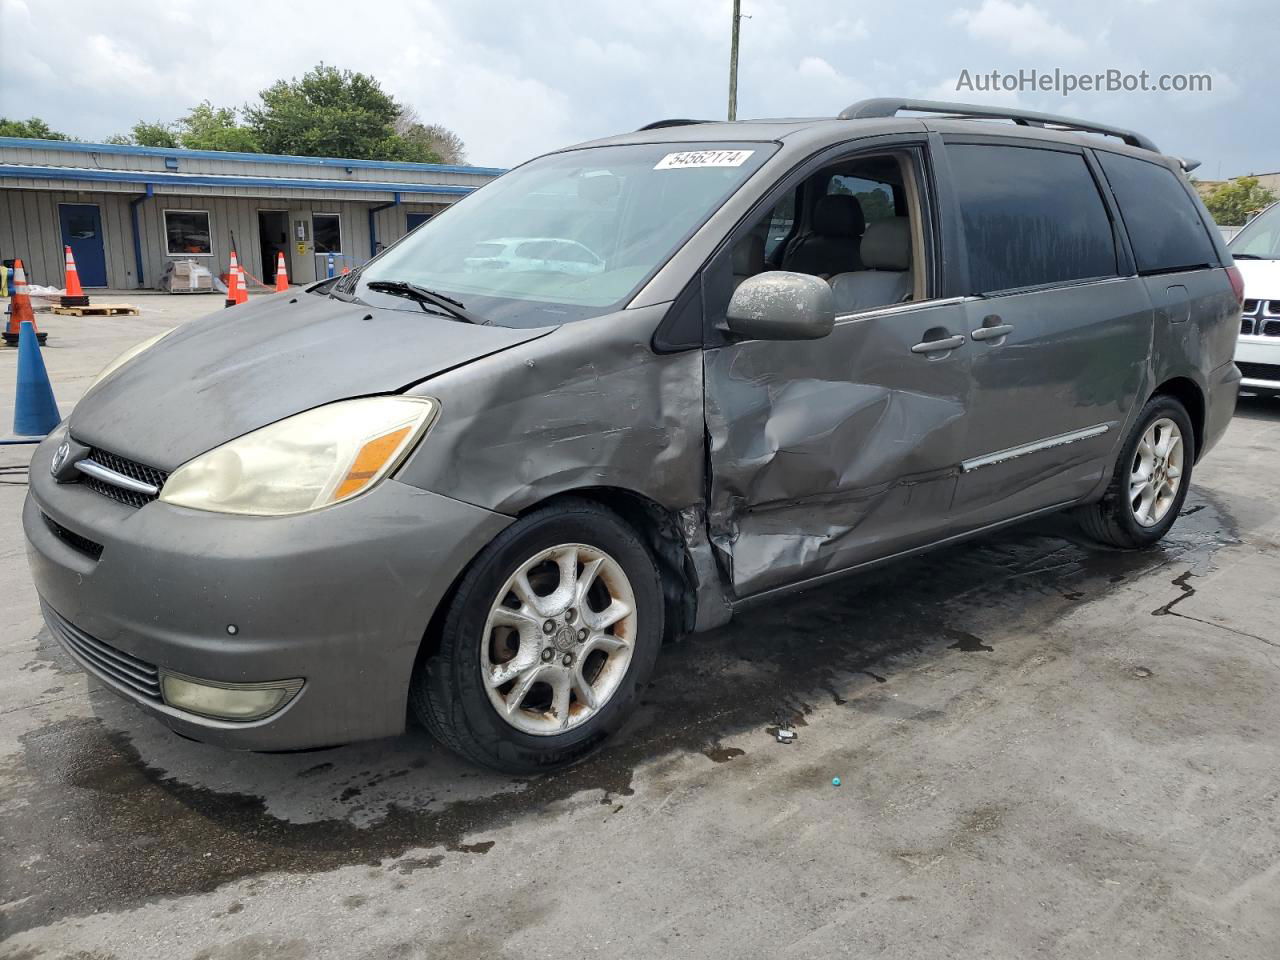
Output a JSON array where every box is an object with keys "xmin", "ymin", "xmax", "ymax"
[{"xmin": 13, "ymin": 321, "xmax": 60, "ymax": 437}]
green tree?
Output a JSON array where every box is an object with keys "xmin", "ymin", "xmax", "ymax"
[
  {"xmin": 130, "ymin": 120, "xmax": 180, "ymax": 148},
  {"xmin": 1203, "ymin": 176, "xmax": 1278, "ymax": 226},
  {"xmin": 0, "ymin": 117, "xmax": 71, "ymax": 140},
  {"xmin": 107, "ymin": 120, "xmax": 180, "ymax": 148},
  {"xmin": 246, "ymin": 63, "xmax": 400, "ymax": 158},
  {"xmin": 179, "ymin": 101, "xmax": 261, "ymax": 152},
  {"xmin": 396, "ymin": 107, "xmax": 466, "ymax": 164}
]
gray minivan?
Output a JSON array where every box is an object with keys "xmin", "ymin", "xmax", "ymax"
[{"xmin": 25, "ymin": 99, "xmax": 1242, "ymax": 772}]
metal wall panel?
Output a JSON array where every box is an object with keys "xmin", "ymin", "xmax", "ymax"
[
  {"xmin": 0, "ymin": 189, "xmax": 135, "ymax": 287},
  {"xmin": 2, "ymin": 174, "xmax": 482, "ymax": 288}
]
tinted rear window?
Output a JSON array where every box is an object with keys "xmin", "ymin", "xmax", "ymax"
[
  {"xmin": 948, "ymin": 144, "xmax": 1118, "ymax": 294},
  {"xmin": 1096, "ymin": 152, "xmax": 1218, "ymax": 274}
]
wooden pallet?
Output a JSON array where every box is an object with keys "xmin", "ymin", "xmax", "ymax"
[{"xmin": 50, "ymin": 303, "xmax": 141, "ymax": 317}]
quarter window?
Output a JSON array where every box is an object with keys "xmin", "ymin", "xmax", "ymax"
[
  {"xmin": 1097, "ymin": 152, "xmax": 1219, "ymax": 274},
  {"xmin": 763, "ymin": 190, "xmax": 797, "ymax": 260},
  {"xmin": 948, "ymin": 144, "xmax": 1118, "ymax": 294},
  {"xmin": 164, "ymin": 210, "xmax": 212, "ymax": 256},
  {"xmin": 313, "ymin": 214, "xmax": 342, "ymax": 255}
]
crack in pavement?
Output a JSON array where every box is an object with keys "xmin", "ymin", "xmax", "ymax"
[{"xmin": 1152, "ymin": 568, "xmax": 1280, "ymax": 653}]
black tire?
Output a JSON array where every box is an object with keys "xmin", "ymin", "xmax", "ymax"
[
  {"xmin": 411, "ymin": 498, "xmax": 664, "ymax": 773},
  {"xmin": 1075, "ymin": 394, "xmax": 1195, "ymax": 549}
]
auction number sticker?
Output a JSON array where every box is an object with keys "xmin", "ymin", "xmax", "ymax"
[{"xmin": 654, "ymin": 150, "xmax": 754, "ymax": 170}]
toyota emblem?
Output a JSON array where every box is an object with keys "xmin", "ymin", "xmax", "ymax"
[{"xmin": 50, "ymin": 440, "xmax": 71, "ymax": 477}]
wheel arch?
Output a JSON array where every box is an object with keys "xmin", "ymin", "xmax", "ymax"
[
  {"xmin": 1151, "ymin": 376, "xmax": 1206, "ymax": 461},
  {"xmin": 412, "ymin": 487, "xmax": 704, "ymax": 689},
  {"xmin": 523, "ymin": 487, "xmax": 701, "ymax": 644}
]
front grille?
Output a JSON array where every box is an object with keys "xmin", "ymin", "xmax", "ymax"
[
  {"xmin": 1242, "ymin": 317, "xmax": 1256, "ymax": 335},
  {"xmin": 42, "ymin": 512, "xmax": 104, "ymax": 560},
  {"xmin": 1268, "ymin": 301, "xmax": 1280, "ymax": 316},
  {"xmin": 79, "ymin": 447, "xmax": 169, "ymax": 508},
  {"xmin": 1237, "ymin": 361, "xmax": 1280, "ymax": 383},
  {"xmin": 1243, "ymin": 299, "xmax": 1260, "ymax": 314},
  {"xmin": 1263, "ymin": 320, "xmax": 1280, "ymax": 337},
  {"xmin": 43, "ymin": 603, "xmax": 162, "ymax": 702}
]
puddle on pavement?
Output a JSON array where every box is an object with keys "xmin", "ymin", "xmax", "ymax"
[{"xmin": 2, "ymin": 490, "xmax": 1236, "ymax": 933}]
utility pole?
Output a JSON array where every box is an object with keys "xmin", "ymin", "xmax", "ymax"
[{"xmin": 728, "ymin": 0, "xmax": 741, "ymax": 121}]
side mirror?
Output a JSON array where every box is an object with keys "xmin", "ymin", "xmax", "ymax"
[{"xmin": 725, "ymin": 271, "xmax": 835, "ymax": 341}]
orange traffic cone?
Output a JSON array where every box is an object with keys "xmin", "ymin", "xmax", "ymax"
[
  {"xmin": 61, "ymin": 246, "xmax": 89, "ymax": 307},
  {"xmin": 274, "ymin": 252, "xmax": 289, "ymax": 292},
  {"xmin": 341, "ymin": 265, "xmax": 350, "ymax": 275},
  {"xmin": 224, "ymin": 253, "xmax": 240, "ymax": 309},
  {"xmin": 235, "ymin": 266, "xmax": 249, "ymax": 306},
  {"xmin": 3, "ymin": 260, "xmax": 48, "ymax": 346}
]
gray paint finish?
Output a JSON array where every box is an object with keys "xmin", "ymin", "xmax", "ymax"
[
  {"xmin": 71, "ymin": 294, "xmax": 555, "ymax": 470},
  {"xmin": 19, "ymin": 111, "xmax": 1242, "ymax": 754}
]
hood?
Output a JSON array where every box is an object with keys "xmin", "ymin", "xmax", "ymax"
[
  {"xmin": 1235, "ymin": 258, "xmax": 1280, "ymax": 299},
  {"xmin": 70, "ymin": 293, "xmax": 554, "ymax": 470}
]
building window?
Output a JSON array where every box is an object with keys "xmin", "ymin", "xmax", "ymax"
[
  {"xmin": 313, "ymin": 214, "xmax": 342, "ymax": 254},
  {"xmin": 164, "ymin": 210, "xmax": 213, "ymax": 256}
]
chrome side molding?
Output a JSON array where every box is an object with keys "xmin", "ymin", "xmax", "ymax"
[{"xmin": 961, "ymin": 423, "xmax": 1115, "ymax": 473}]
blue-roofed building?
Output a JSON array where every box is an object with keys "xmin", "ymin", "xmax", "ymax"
[{"xmin": 0, "ymin": 137, "xmax": 504, "ymax": 290}]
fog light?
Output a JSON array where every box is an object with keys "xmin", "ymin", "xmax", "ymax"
[{"xmin": 160, "ymin": 672, "xmax": 303, "ymax": 721}]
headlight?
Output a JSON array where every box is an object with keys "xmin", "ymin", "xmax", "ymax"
[
  {"xmin": 88, "ymin": 330, "xmax": 172, "ymax": 392},
  {"xmin": 159, "ymin": 396, "xmax": 437, "ymax": 516}
]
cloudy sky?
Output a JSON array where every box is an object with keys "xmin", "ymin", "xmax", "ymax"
[{"xmin": 2, "ymin": 0, "xmax": 1275, "ymax": 177}]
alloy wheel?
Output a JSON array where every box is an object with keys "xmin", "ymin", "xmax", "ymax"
[
  {"xmin": 1129, "ymin": 417, "xmax": 1184, "ymax": 527},
  {"xmin": 479, "ymin": 543, "xmax": 637, "ymax": 735}
]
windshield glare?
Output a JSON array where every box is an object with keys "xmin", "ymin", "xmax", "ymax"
[
  {"xmin": 358, "ymin": 142, "xmax": 776, "ymax": 326},
  {"xmin": 1228, "ymin": 202, "xmax": 1280, "ymax": 260}
]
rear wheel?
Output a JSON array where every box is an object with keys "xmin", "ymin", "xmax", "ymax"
[
  {"xmin": 412, "ymin": 499, "xmax": 663, "ymax": 773},
  {"xmin": 1075, "ymin": 395, "xmax": 1194, "ymax": 549}
]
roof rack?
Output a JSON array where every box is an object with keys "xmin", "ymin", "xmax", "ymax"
[
  {"xmin": 838, "ymin": 98, "xmax": 1159, "ymax": 153},
  {"xmin": 636, "ymin": 119, "xmax": 709, "ymax": 131}
]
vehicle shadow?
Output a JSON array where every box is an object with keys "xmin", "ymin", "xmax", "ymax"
[{"xmin": 8, "ymin": 489, "xmax": 1236, "ymax": 931}]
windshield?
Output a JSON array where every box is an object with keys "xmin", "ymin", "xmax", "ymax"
[
  {"xmin": 1228, "ymin": 202, "xmax": 1280, "ymax": 260},
  {"xmin": 355, "ymin": 141, "xmax": 776, "ymax": 327}
]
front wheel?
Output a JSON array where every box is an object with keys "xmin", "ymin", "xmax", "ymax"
[
  {"xmin": 412, "ymin": 498, "xmax": 663, "ymax": 773},
  {"xmin": 1075, "ymin": 395, "xmax": 1195, "ymax": 549}
]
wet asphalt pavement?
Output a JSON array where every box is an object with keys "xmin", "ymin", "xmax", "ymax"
[{"xmin": 3, "ymin": 309, "xmax": 1279, "ymax": 959}]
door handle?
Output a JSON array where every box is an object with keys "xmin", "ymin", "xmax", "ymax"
[
  {"xmin": 911, "ymin": 335, "xmax": 965, "ymax": 354},
  {"xmin": 971, "ymin": 323, "xmax": 1014, "ymax": 341}
]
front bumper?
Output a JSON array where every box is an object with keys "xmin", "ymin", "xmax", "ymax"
[
  {"xmin": 1235, "ymin": 334, "xmax": 1280, "ymax": 392},
  {"xmin": 24, "ymin": 429, "xmax": 511, "ymax": 750}
]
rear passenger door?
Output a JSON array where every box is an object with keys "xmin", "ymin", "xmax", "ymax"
[{"xmin": 941, "ymin": 139, "xmax": 1152, "ymax": 527}]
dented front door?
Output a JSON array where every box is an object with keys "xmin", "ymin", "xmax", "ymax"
[{"xmin": 704, "ymin": 299, "xmax": 974, "ymax": 597}]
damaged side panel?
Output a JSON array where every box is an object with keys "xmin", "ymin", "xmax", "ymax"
[
  {"xmin": 397, "ymin": 304, "xmax": 705, "ymax": 517},
  {"xmin": 705, "ymin": 300, "xmax": 974, "ymax": 597}
]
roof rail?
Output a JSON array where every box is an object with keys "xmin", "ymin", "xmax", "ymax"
[
  {"xmin": 636, "ymin": 118, "xmax": 709, "ymax": 131},
  {"xmin": 838, "ymin": 98, "xmax": 1159, "ymax": 152}
]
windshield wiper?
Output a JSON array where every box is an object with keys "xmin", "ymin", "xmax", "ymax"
[
  {"xmin": 1230, "ymin": 253, "xmax": 1265, "ymax": 260},
  {"xmin": 365, "ymin": 280, "xmax": 486, "ymax": 324}
]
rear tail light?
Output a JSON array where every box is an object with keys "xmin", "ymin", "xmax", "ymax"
[{"xmin": 1226, "ymin": 264, "xmax": 1246, "ymax": 305}]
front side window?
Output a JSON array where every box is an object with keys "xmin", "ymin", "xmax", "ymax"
[
  {"xmin": 164, "ymin": 210, "xmax": 212, "ymax": 256},
  {"xmin": 1228, "ymin": 202, "xmax": 1280, "ymax": 261},
  {"xmin": 948, "ymin": 144, "xmax": 1118, "ymax": 294},
  {"xmin": 356, "ymin": 141, "xmax": 776, "ymax": 327},
  {"xmin": 313, "ymin": 214, "xmax": 342, "ymax": 255},
  {"xmin": 1097, "ymin": 152, "xmax": 1219, "ymax": 275}
]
